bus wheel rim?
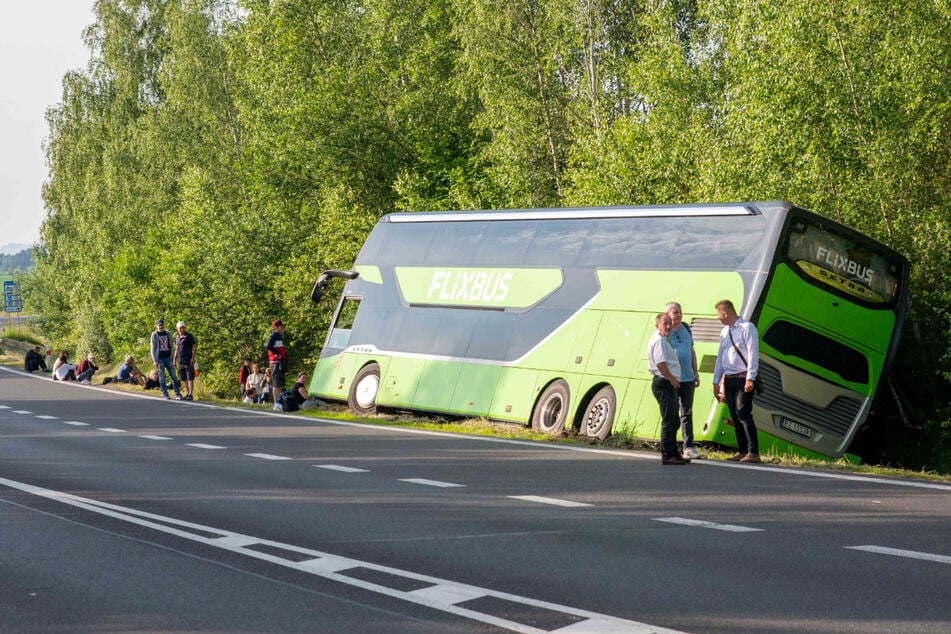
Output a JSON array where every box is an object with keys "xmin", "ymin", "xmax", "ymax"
[
  {"xmin": 356, "ymin": 375, "xmax": 379, "ymax": 409},
  {"xmin": 585, "ymin": 397, "xmax": 611, "ymax": 434},
  {"xmin": 541, "ymin": 395, "xmax": 564, "ymax": 430}
]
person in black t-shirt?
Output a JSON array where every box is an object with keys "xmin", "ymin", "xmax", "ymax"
[{"xmin": 174, "ymin": 321, "xmax": 197, "ymax": 401}]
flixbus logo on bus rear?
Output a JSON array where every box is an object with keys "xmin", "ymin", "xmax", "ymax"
[{"xmin": 395, "ymin": 267, "xmax": 563, "ymax": 308}]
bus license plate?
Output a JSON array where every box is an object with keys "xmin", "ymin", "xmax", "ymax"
[{"xmin": 780, "ymin": 418, "xmax": 813, "ymax": 438}]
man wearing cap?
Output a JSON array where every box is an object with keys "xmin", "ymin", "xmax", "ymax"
[
  {"xmin": 151, "ymin": 319, "xmax": 182, "ymax": 400},
  {"xmin": 174, "ymin": 321, "xmax": 197, "ymax": 401},
  {"xmin": 76, "ymin": 353, "xmax": 99, "ymax": 385},
  {"xmin": 267, "ymin": 319, "xmax": 287, "ymax": 410}
]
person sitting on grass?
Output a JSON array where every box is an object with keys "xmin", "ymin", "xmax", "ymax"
[
  {"xmin": 143, "ymin": 369, "xmax": 162, "ymax": 390},
  {"xmin": 52, "ymin": 351, "xmax": 77, "ymax": 381},
  {"xmin": 25, "ymin": 345, "xmax": 48, "ymax": 373},
  {"xmin": 104, "ymin": 355, "xmax": 145, "ymax": 386}
]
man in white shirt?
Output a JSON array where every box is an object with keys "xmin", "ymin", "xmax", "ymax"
[
  {"xmin": 712, "ymin": 299, "xmax": 761, "ymax": 463},
  {"xmin": 647, "ymin": 313, "xmax": 690, "ymax": 465}
]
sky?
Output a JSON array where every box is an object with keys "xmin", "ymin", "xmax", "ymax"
[{"xmin": 0, "ymin": 1, "xmax": 96, "ymax": 251}]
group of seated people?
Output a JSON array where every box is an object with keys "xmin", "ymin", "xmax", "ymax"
[
  {"xmin": 48, "ymin": 350, "xmax": 99, "ymax": 384},
  {"xmin": 28, "ymin": 347, "xmax": 165, "ymax": 390},
  {"xmin": 29, "ymin": 348, "xmax": 314, "ymax": 410}
]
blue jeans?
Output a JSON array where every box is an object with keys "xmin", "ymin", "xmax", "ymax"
[
  {"xmin": 678, "ymin": 381, "xmax": 696, "ymax": 448},
  {"xmin": 155, "ymin": 357, "xmax": 181, "ymax": 397},
  {"xmin": 724, "ymin": 376, "xmax": 758, "ymax": 454},
  {"xmin": 652, "ymin": 376, "xmax": 680, "ymax": 458},
  {"xmin": 76, "ymin": 368, "xmax": 95, "ymax": 383}
]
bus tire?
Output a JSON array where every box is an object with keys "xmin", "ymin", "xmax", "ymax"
[
  {"xmin": 580, "ymin": 385, "xmax": 616, "ymax": 440},
  {"xmin": 348, "ymin": 363, "xmax": 380, "ymax": 415},
  {"xmin": 531, "ymin": 380, "xmax": 570, "ymax": 435}
]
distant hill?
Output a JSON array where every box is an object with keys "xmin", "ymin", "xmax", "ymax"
[{"xmin": 0, "ymin": 243, "xmax": 30, "ymax": 255}]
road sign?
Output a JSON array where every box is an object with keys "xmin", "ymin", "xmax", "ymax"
[{"xmin": 4, "ymin": 280, "xmax": 22, "ymax": 313}]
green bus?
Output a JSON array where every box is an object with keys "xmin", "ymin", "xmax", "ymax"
[{"xmin": 309, "ymin": 201, "xmax": 908, "ymax": 459}]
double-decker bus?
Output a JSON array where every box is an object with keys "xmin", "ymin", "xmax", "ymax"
[{"xmin": 309, "ymin": 201, "xmax": 908, "ymax": 459}]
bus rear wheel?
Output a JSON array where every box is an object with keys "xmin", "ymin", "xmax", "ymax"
[
  {"xmin": 348, "ymin": 363, "xmax": 380, "ymax": 415},
  {"xmin": 580, "ymin": 385, "xmax": 616, "ymax": 440},
  {"xmin": 531, "ymin": 380, "xmax": 570, "ymax": 435}
]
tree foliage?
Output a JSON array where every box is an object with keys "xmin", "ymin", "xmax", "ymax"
[{"xmin": 32, "ymin": 0, "xmax": 951, "ymax": 470}]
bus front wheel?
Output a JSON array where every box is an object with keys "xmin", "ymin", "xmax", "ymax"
[
  {"xmin": 580, "ymin": 385, "xmax": 616, "ymax": 440},
  {"xmin": 531, "ymin": 380, "xmax": 570, "ymax": 435},
  {"xmin": 348, "ymin": 363, "xmax": 380, "ymax": 415}
]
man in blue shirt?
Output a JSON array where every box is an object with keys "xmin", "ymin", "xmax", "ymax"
[{"xmin": 666, "ymin": 302, "xmax": 701, "ymax": 460}]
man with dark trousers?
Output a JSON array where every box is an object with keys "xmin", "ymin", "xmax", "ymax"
[
  {"xmin": 25, "ymin": 345, "xmax": 48, "ymax": 372},
  {"xmin": 647, "ymin": 312, "xmax": 690, "ymax": 465},
  {"xmin": 267, "ymin": 319, "xmax": 287, "ymax": 410},
  {"xmin": 712, "ymin": 299, "xmax": 761, "ymax": 463}
]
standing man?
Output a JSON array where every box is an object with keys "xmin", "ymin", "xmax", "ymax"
[
  {"xmin": 712, "ymin": 299, "xmax": 761, "ymax": 463},
  {"xmin": 666, "ymin": 302, "xmax": 701, "ymax": 460},
  {"xmin": 151, "ymin": 318, "xmax": 182, "ymax": 400},
  {"xmin": 174, "ymin": 321, "xmax": 197, "ymax": 401},
  {"xmin": 647, "ymin": 313, "xmax": 690, "ymax": 465},
  {"xmin": 267, "ymin": 319, "xmax": 287, "ymax": 410}
]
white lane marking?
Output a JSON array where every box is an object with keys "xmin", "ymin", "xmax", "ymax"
[
  {"xmin": 315, "ymin": 464, "xmax": 370, "ymax": 473},
  {"xmin": 0, "ymin": 405, "xmax": 10, "ymax": 409},
  {"xmin": 653, "ymin": 517, "xmax": 763, "ymax": 533},
  {"xmin": 0, "ymin": 476, "xmax": 682, "ymax": 634},
  {"xmin": 845, "ymin": 545, "xmax": 951, "ymax": 565},
  {"xmin": 186, "ymin": 443, "xmax": 226, "ymax": 449},
  {"xmin": 98, "ymin": 428, "xmax": 126, "ymax": 433},
  {"xmin": 139, "ymin": 435, "xmax": 173, "ymax": 440},
  {"xmin": 244, "ymin": 453, "xmax": 292, "ymax": 461},
  {"xmin": 509, "ymin": 495, "xmax": 593, "ymax": 508},
  {"xmin": 399, "ymin": 478, "xmax": 465, "ymax": 488},
  {"xmin": 7, "ymin": 364, "xmax": 946, "ymax": 493},
  {"xmin": 62, "ymin": 421, "xmax": 89, "ymax": 426},
  {"xmin": 35, "ymin": 415, "xmax": 59, "ymax": 420},
  {"xmin": 12, "ymin": 410, "xmax": 33, "ymax": 414}
]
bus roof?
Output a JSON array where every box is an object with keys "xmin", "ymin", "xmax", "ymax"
[{"xmin": 384, "ymin": 202, "xmax": 771, "ymax": 223}]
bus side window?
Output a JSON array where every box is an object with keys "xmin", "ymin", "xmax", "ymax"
[{"xmin": 327, "ymin": 297, "xmax": 361, "ymax": 350}]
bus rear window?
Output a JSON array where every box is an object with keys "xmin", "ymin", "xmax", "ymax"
[
  {"xmin": 783, "ymin": 218, "xmax": 901, "ymax": 305},
  {"xmin": 763, "ymin": 320, "xmax": 869, "ymax": 384}
]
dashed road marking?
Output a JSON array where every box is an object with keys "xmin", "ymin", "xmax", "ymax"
[
  {"xmin": 315, "ymin": 464, "xmax": 370, "ymax": 473},
  {"xmin": 653, "ymin": 517, "xmax": 763, "ymax": 533},
  {"xmin": 12, "ymin": 410, "xmax": 33, "ymax": 414},
  {"xmin": 508, "ymin": 495, "xmax": 593, "ymax": 508},
  {"xmin": 244, "ymin": 453, "xmax": 292, "ymax": 461},
  {"xmin": 186, "ymin": 443, "xmax": 226, "ymax": 450},
  {"xmin": 62, "ymin": 421, "xmax": 89, "ymax": 426},
  {"xmin": 98, "ymin": 428, "xmax": 126, "ymax": 433},
  {"xmin": 399, "ymin": 478, "xmax": 465, "ymax": 488},
  {"xmin": 845, "ymin": 545, "xmax": 951, "ymax": 565},
  {"xmin": 0, "ymin": 476, "xmax": 683, "ymax": 634},
  {"xmin": 139, "ymin": 435, "xmax": 173, "ymax": 440},
  {"xmin": 35, "ymin": 415, "xmax": 59, "ymax": 420}
]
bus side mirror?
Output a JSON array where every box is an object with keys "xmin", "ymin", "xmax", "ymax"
[{"xmin": 312, "ymin": 269, "xmax": 359, "ymax": 303}]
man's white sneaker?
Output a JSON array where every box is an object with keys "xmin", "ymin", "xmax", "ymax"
[
  {"xmin": 272, "ymin": 404, "xmax": 282, "ymax": 411},
  {"xmin": 684, "ymin": 447, "xmax": 701, "ymax": 460}
]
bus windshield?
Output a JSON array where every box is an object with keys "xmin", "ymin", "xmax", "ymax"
[{"xmin": 783, "ymin": 217, "xmax": 901, "ymax": 305}]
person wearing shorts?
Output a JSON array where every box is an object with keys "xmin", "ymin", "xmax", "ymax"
[
  {"xmin": 267, "ymin": 319, "xmax": 287, "ymax": 410},
  {"xmin": 174, "ymin": 320, "xmax": 197, "ymax": 401}
]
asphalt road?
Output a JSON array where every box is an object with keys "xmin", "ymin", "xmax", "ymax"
[{"xmin": 1, "ymin": 366, "xmax": 949, "ymax": 633}]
